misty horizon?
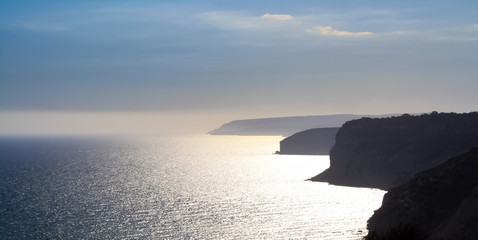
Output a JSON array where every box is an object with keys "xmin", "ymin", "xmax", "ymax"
[{"xmin": 1, "ymin": 0, "xmax": 477, "ymax": 134}]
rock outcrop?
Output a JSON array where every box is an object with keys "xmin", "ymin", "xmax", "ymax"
[
  {"xmin": 279, "ymin": 127, "xmax": 339, "ymax": 155},
  {"xmin": 310, "ymin": 112, "xmax": 478, "ymax": 190},
  {"xmin": 366, "ymin": 147, "xmax": 478, "ymax": 240}
]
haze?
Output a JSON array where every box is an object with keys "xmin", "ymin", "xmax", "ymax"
[{"xmin": 1, "ymin": 0, "xmax": 477, "ymax": 135}]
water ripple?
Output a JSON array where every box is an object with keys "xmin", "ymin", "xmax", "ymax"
[{"xmin": 0, "ymin": 136, "xmax": 385, "ymax": 239}]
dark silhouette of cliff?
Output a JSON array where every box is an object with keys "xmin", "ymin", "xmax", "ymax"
[
  {"xmin": 310, "ymin": 112, "xmax": 478, "ymax": 190},
  {"xmin": 365, "ymin": 147, "xmax": 478, "ymax": 240},
  {"xmin": 279, "ymin": 128, "xmax": 339, "ymax": 155},
  {"xmin": 209, "ymin": 114, "xmax": 396, "ymax": 136}
]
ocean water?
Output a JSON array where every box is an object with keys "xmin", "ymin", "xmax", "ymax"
[{"xmin": 0, "ymin": 135, "xmax": 385, "ymax": 239}]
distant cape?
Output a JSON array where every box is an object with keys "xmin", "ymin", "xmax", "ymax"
[
  {"xmin": 209, "ymin": 114, "xmax": 397, "ymax": 137},
  {"xmin": 279, "ymin": 128, "xmax": 339, "ymax": 155}
]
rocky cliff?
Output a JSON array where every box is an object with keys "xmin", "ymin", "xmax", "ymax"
[
  {"xmin": 366, "ymin": 147, "xmax": 478, "ymax": 240},
  {"xmin": 279, "ymin": 127, "xmax": 339, "ymax": 155},
  {"xmin": 310, "ymin": 112, "xmax": 478, "ymax": 190}
]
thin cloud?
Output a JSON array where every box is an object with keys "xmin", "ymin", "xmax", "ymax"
[
  {"xmin": 200, "ymin": 12, "xmax": 256, "ymax": 30},
  {"xmin": 309, "ymin": 26, "xmax": 372, "ymax": 37},
  {"xmin": 10, "ymin": 22, "xmax": 69, "ymax": 32},
  {"xmin": 200, "ymin": 12, "xmax": 298, "ymax": 31},
  {"xmin": 261, "ymin": 13, "xmax": 293, "ymax": 21}
]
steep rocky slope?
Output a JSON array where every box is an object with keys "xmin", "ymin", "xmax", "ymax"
[
  {"xmin": 366, "ymin": 147, "xmax": 478, "ymax": 240},
  {"xmin": 310, "ymin": 112, "xmax": 478, "ymax": 190}
]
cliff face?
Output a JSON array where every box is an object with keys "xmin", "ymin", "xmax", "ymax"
[
  {"xmin": 366, "ymin": 147, "xmax": 478, "ymax": 240},
  {"xmin": 311, "ymin": 112, "xmax": 478, "ymax": 190},
  {"xmin": 279, "ymin": 128, "xmax": 339, "ymax": 155}
]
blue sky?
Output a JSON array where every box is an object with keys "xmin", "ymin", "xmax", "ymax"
[{"xmin": 1, "ymin": 0, "xmax": 478, "ymax": 134}]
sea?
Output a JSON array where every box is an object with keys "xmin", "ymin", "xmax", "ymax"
[{"xmin": 0, "ymin": 135, "xmax": 385, "ymax": 240}]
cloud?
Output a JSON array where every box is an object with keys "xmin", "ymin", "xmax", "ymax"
[
  {"xmin": 199, "ymin": 12, "xmax": 299, "ymax": 31},
  {"xmin": 200, "ymin": 12, "xmax": 259, "ymax": 30},
  {"xmin": 261, "ymin": 13, "xmax": 293, "ymax": 21},
  {"xmin": 309, "ymin": 26, "xmax": 372, "ymax": 37},
  {"xmin": 10, "ymin": 22, "xmax": 69, "ymax": 32}
]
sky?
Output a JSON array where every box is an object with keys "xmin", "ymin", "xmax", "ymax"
[{"xmin": 1, "ymin": 0, "xmax": 478, "ymax": 135}]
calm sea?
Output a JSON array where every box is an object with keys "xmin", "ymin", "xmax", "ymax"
[{"xmin": 0, "ymin": 135, "xmax": 385, "ymax": 239}]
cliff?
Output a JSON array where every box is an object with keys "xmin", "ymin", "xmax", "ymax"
[
  {"xmin": 310, "ymin": 112, "xmax": 478, "ymax": 190},
  {"xmin": 366, "ymin": 147, "xmax": 478, "ymax": 240},
  {"xmin": 279, "ymin": 127, "xmax": 339, "ymax": 155},
  {"xmin": 209, "ymin": 114, "xmax": 395, "ymax": 136}
]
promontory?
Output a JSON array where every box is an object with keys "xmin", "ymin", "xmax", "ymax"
[{"xmin": 310, "ymin": 112, "xmax": 478, "ymax": 190}]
